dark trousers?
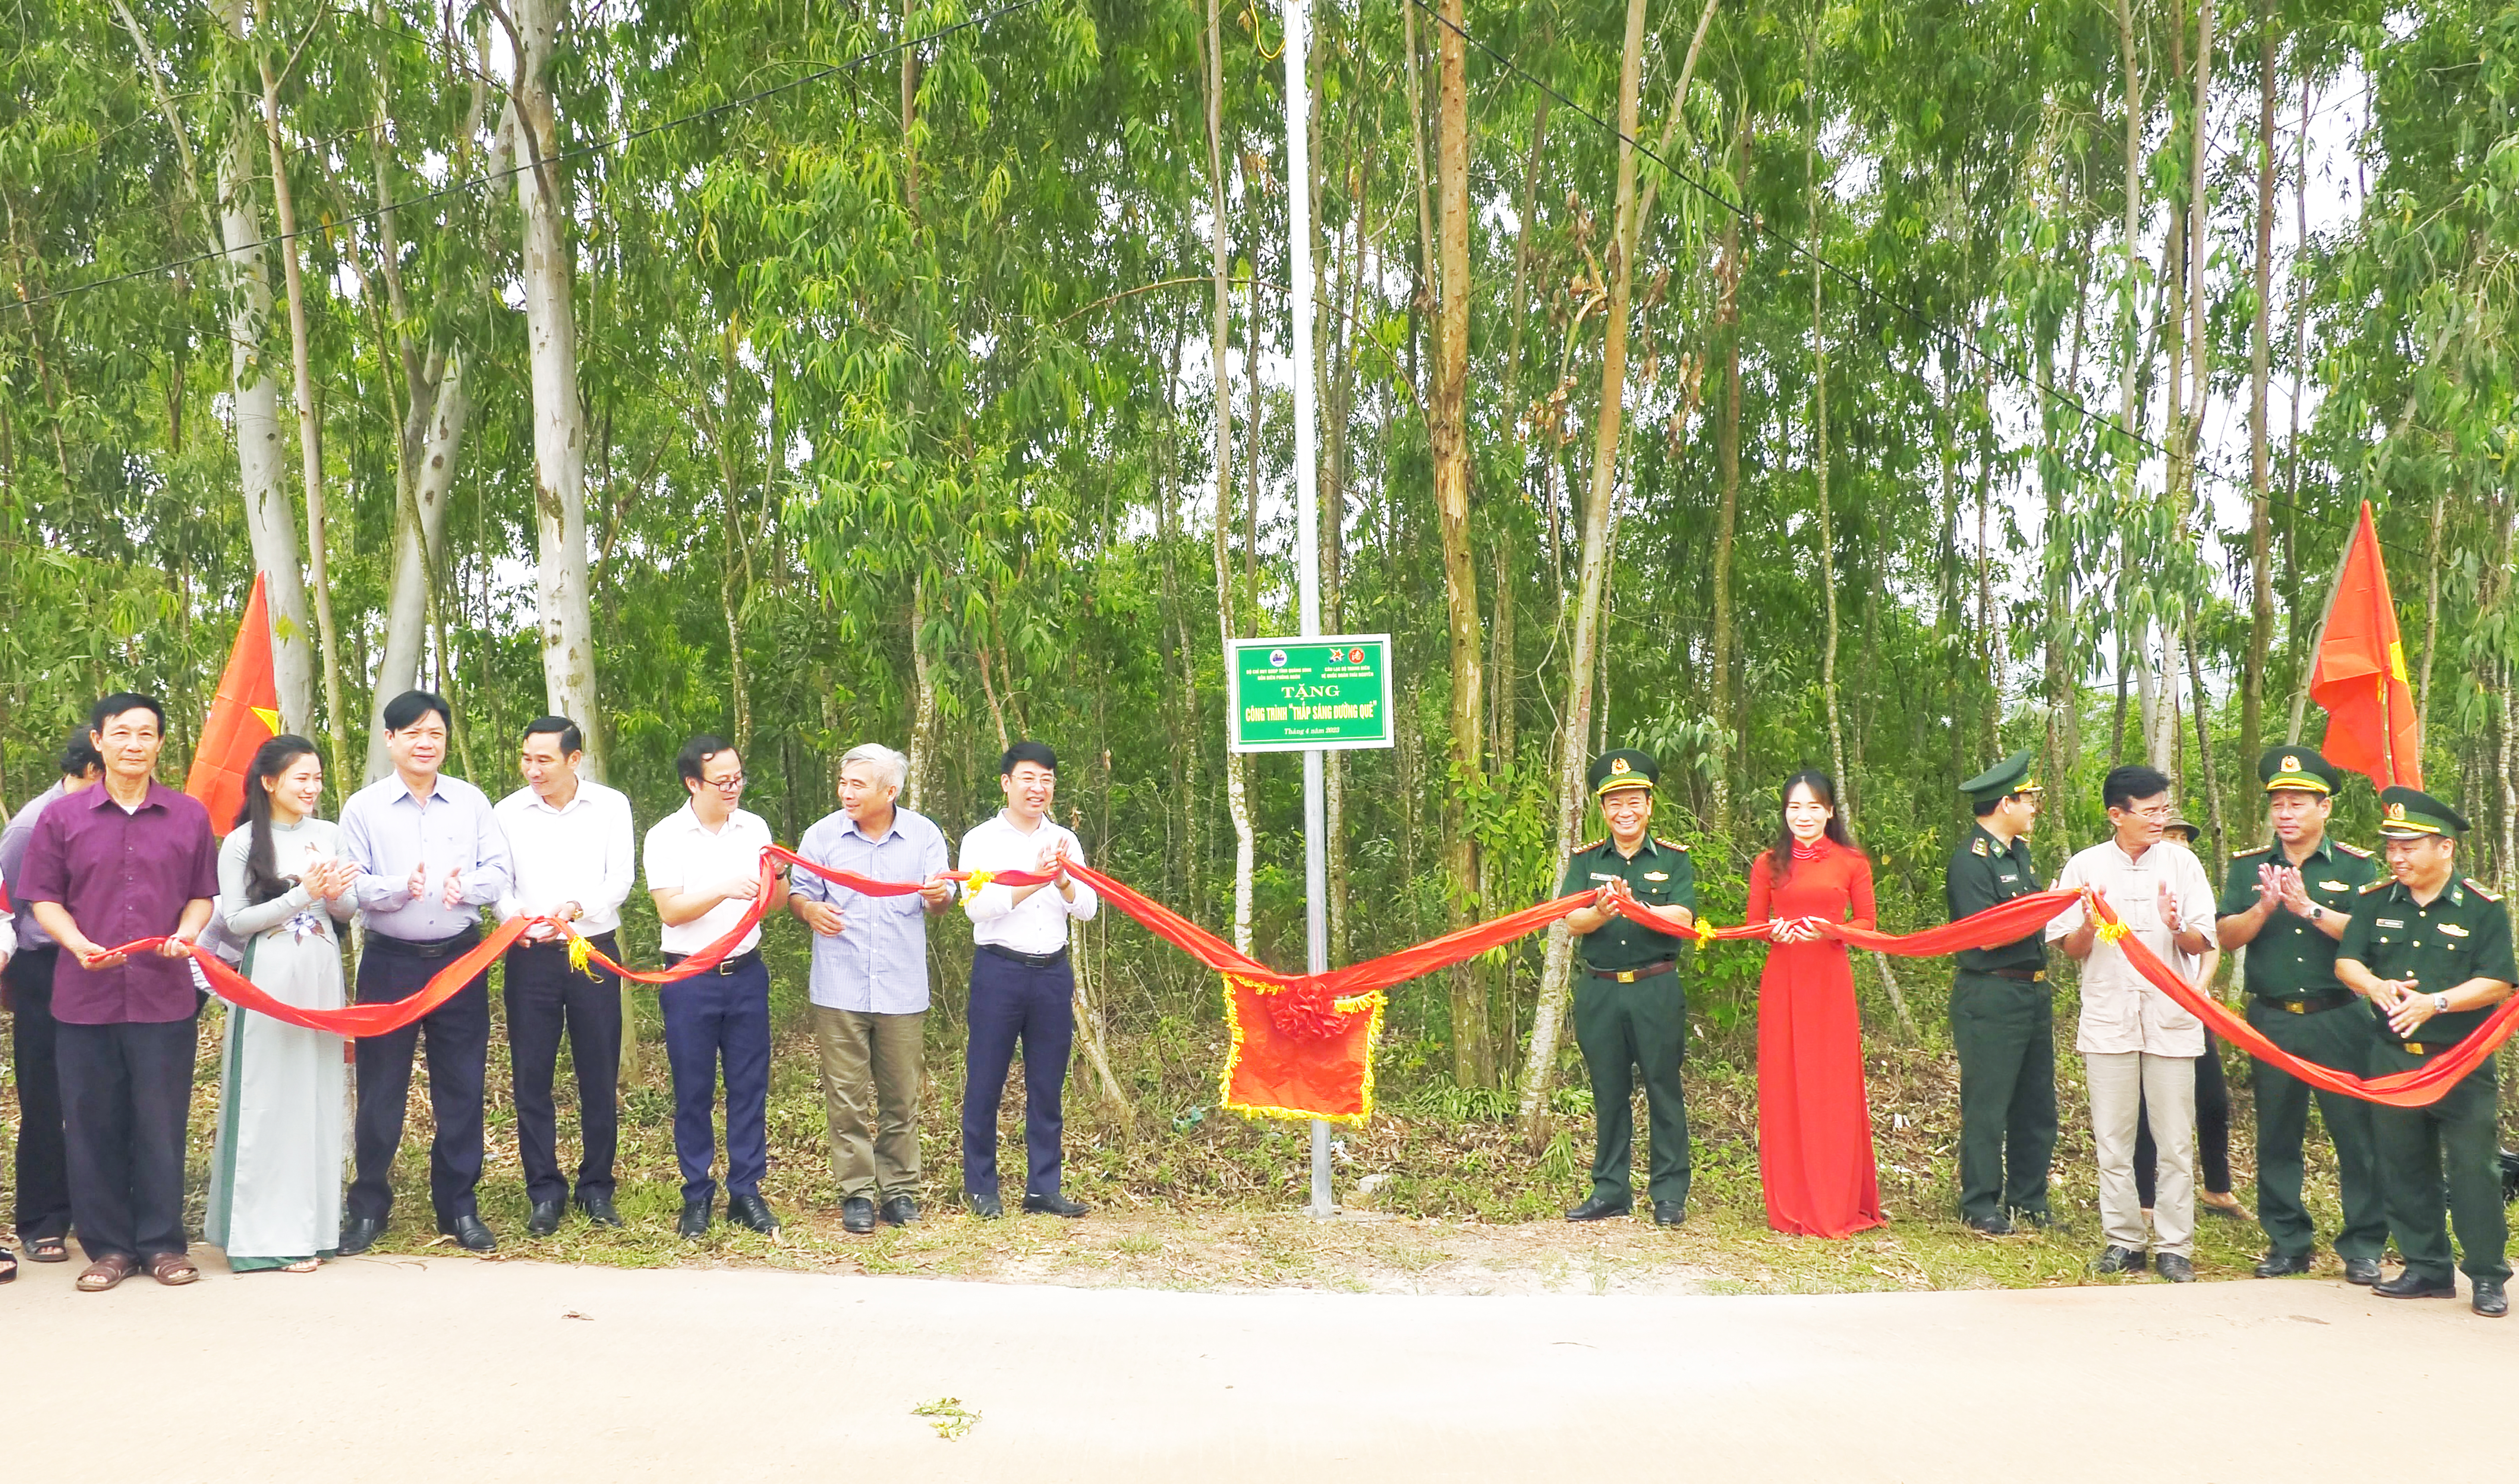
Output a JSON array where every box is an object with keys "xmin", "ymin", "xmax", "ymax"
[
  {"xmin": 2247, "ymin": 999, "xmax": 2387, "ymax": 1261},
  {"xmin": 2136, "ymin": 1034, "xmax": 2231, "ymax": 1205},
  {"xmin": 350, "ymin": 935, "xmax": 491, "ymax": 1225},
  {"xmin": 659, "ymin": 953, "xmax": 770, "ymax": 1205},
  {"xmin": 6, "ymin": 947, "xmax": 71, "ymax": 1240},
  {"xmin": 1949, "ymin": 973, "xmax": 2057, "ymax": 1222},
  {"xmin": 505, "ymin": 935, "xmax": 623, "ymax": 1205},
  {"xmin": 57, "ymin": 1017, "xmax": 197, "ymax": 1263},
  {"xmin": 1571, "ymin": 973, "xmax": 1691, "ymax": 1208},
  {"xmin": 960, "ymin": 948, "xmax": 1075, "ymax": 1202},
  {"xmin": 2371, "ymin": 1049, "xmax": 2510, "ymax": 1286}
]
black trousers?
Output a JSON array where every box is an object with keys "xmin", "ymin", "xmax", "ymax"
[
  {"xmin": 350, "ymin": 934, "xmax": 491, "ymax": 1225},
  {"xmin": 57, "ymin": 1016, "xmax": 197, "ymax": 1263},
  {"xmin": 6, "ymin": 946, "xmax": 71, "ymax": 1240},
  {"xmin": 2136, "ymin": 1033, "xmax": 2231, "ymax": 1205},
  {"xmin": 504, "ymin": 934, "xmax": 622, "ymax": 1205},
  {"xmin": 960, "ymin": 948, "xmax": 1075, "ymax": 1202}
]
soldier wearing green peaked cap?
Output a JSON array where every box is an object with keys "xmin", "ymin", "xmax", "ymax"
[
  {"xmin": 2215, "ymin": 745, "xmax": 2385, "ymax": 1282},
  {"xmin": 1557, "ymin": 749, "xmax": 1697, "ymax": 1228},
  {"xmin": 1942, "ymin": 748, "xmax": 2054, "ymax": 1234},
  {"xmin": 2335, "ymin": 785, "xmax": 2517, "ymax": 1318}
]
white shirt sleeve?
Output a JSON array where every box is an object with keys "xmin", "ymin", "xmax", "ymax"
[
  {"xmin": 2044, "ymin": 852, "xmax": 2088, "ymax": 941},
  {"xmin": 596, "ymin": 788, "xmax": 638, "ymax": 919},
  {"xmin": 1060, "ymin": 828, "xmax": 1098, "ymax": 923}
]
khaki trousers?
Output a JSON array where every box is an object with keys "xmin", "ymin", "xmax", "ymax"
[
  {"xmin": 810, "ymin": 1006, "xmax": 926, "ymax": 1200},
  {"xmin": 2086, "ymin": 1050, "xmax": 2195, "ymax": 1256}
]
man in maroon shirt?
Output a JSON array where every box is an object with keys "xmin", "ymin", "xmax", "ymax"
[{"xmin": 22, "ymin": 693, "xmax": 218, "ymax": 1291}]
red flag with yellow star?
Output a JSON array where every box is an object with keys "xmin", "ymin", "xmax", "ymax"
[
  {"xmin": 184, "ymin": 572, "xmax": 285, "ymax": 836},
  {"xmin": 2308, "ymin": 501, "xmax": 2421, "ymax": 790}
]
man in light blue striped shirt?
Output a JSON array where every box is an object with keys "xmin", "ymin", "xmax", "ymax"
[{"xmin": 789, "ymin": 743, "xmax": 952, "ymax": 1233}]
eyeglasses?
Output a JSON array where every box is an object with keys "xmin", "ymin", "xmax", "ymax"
[
  {"xmin": 2117, "ymin": 803, "xmax": 2174, "ymax": 821},
  {"xmin": 702, "ymin": 774, "xmax": 745, "ymax": 792}
]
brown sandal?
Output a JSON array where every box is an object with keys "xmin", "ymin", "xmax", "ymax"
[
  {"xmin": 146, "ymin": 1252, "xmax": 200, "ymax": 1286},
  {"xmin": 76, "ymin": 1254, "xmax": 138, "ymax": 1292}
]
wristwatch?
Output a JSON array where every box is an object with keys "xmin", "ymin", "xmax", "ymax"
[
  {"xmin": 2433, "ymin": 993, "xmax": 2451, "ymax": 1014},
  {"xmin": 2307, "ymin": 904, "xmax": 2323, "ymax": 922}
]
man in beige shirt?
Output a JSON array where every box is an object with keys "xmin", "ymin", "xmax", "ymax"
[{"xmin": 2046, "ymin": 764, "xmax": 2217, "ymax": 1281}]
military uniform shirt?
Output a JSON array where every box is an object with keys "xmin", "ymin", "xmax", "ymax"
[
  {"xmin": 2217, "ymin": 837, "xmax": 2377, "ymax": 1001},
  {"xmin": 1558, "ymin": 835, "xmax": 1696, "ymax": 973},
  {"xmin": 1945, "ymin": 824, "xmax": 2046, "ymax": 975},
  {"xmin": 2337, "ymin": 876, "xmax": 2517, "ymax": 1049}
]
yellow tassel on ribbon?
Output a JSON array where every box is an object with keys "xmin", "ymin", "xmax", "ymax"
[
  {"xmin": 2096, "ymin": 921, "xmax": 2130, "ymax": 944},
  {"xmin": 964, "ymin": 870, "xmax": 997, "ymax": 893},
  {"xmin": 567, "ymin": 931, "xmax": 596, "ymax": 979},
  {"xmin": 1694, "ymin": 918, "xmax": 1717, "ymax": 945}
]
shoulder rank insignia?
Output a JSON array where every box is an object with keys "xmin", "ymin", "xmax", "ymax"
[
  {"xmin": 1971, "ymin": 838, "xmax": 1990, "ymax": 857},
  {"xmin": 2359, "ymin": 879, "xmax": 2391, "ymax": 895},
  {"xmin": 2335, "ymin": 842, "xmax": 2374, "ymax": 858},
  {"xmin": 1655, "ymin": 837, "xmax": 1689, "ymax": 852},
  {"xmin": 1576, "ymin": 839, "xmax": 1604, "ymax": 855},
  {"xmin": 2465, "ymin": 877, "xmax": 2502, "ymax": 902},
  {"xmin": 2231, "ymin": 845, "xmax": 2271, "ymax": 859}
]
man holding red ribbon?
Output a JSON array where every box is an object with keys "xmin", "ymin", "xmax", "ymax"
[{"xmin": 19, "ymin": 694, "xmax": 218, "ymax": 1292}]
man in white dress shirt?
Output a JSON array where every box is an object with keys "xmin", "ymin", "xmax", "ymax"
[
  {"xmin": 494, "ymin": 716, "xmax": 636, "ymax": 1236},
  {"xmin": 644, "ymin": 734, "xmax": 787, "ymax": 1239},
  {"xmin": 957, "ymin": 741, "xmax": 1099, "ymax": 1219},
  {"xmin": 2046, "ymin": 763, "xmax": 2218, "ymax": 1282},
  {"xmin": 789, "ymin": 743, "xmax": 953, "ymax": 1234}
]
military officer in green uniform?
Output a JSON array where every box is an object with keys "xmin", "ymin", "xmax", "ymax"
[
  {"xmin": 1558, "ymin": 749, "xmax": 1697, "ymax": 1227},
  {"xmin": 2334, "ymin": 787, "xmax": 2515, "ymax": 1318},
  {"xmin": 2213, "ymin": 747, "xmax": 2385, "ymax": 1282},
  {"xmin": 1943, "ymin": 749, "xmax": 2053, "ymax": 1235}
]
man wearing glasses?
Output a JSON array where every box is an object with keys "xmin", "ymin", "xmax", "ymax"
[
  {"xmin": 644, "ymin": 735, "xmax": 787, "ymax": 1240},
  {"xmin": 2045, "ymin": 764, "xmax": 2217, "ymax": 1282}
]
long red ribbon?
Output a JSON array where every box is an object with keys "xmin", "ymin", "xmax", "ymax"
[{"xmin": 2089, "ymin": 892, "xmax": 2519, "ymax": 1108}]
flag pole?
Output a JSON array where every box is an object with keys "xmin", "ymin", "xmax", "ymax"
[{"xmin": 2284, "ymin": 499, "xmax": 2363, "ymax": 746}]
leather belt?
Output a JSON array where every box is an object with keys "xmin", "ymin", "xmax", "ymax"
[
  {"xmin": 1985, "ymin": 967, "xmax": 2047, "ymax": 983},
  {"xmin": 980, "ymin": 943, "xmax": 1070, "ymax": 969},
  {"xmin": 2260, "ymin": 990, "xmax": 2354, "ymax": 1015},
  {"xmin": 664, "ymin": 948, "xmax": 762, "ymax": 977},
  {"xmin": 1588, "ymin": 960, "xmax": 1675, "ymax": 984},
  {"xmin": 366, "ymin": 928, "xmax": 481, "ymax": 962}
]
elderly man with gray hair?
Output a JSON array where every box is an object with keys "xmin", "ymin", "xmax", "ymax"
[{"xmin": 788, "ymin": 743, "xmax": 954, "ymax": 1233}]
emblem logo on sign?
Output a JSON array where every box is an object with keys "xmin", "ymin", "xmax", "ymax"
[{"xmin": 1269, "ymin": 649, "xmax": 1288, "ymax": 667}]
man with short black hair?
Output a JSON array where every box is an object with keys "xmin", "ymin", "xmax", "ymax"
[
  {"xmin": 495, "ymin": 715, "xmax": 635, "ymax": 1236},
  {"xmin": 0, "ymin": 725, "xmax": 106, "ymax": 1265},
  {"xmin": 1944, "ymin": 748, "xmax": 2052, "ymax": 1236},
  {"xmin": 2046, "ymin": 763, "xmax": 2216, "ymax": 1282},
  {"xmin": 790, "ymin": 742, "xmax": 952, "ymax": 1233},
  {"xmin": 645, "ymin": 735, "xmax": 787, "ymax": 1239},
  {"xmin": 21, "ymin": 693, "xmax": 218, "ymax": 1290},
  {"xmin": 339, "ymin": 689, "xmax": 515, "ymax": 1255},
  {"xmin": 958, "ymin": 741, "xmax": 1099, "ymax": 1219}
]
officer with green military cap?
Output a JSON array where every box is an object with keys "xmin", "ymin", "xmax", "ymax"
[
  {"xmin": 2334, "ymin": 785, "xmax": 2516, "ymax": 1318},
  {"xmin": 1557, "ymin": 749, "xmax": 1698, "ymax": 1227},
  {"xmin": 1942, "ymin": 747, "xmax": 2053, "ymax": 1235},
  {"xmin": 2214, "ymin": 746, "xmax": 2385, "ymax": 1282}
]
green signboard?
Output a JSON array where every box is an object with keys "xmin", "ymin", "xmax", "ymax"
[{"xmin": 1227, "ymin": 634, "xmax": 1395, "ymax": 753}]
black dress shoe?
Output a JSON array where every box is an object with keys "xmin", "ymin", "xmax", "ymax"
[
  {"xmin": 1564, "ymin": 1196, "xmax": 1632, "ymax": 1222},
  {"xmin": 1966, "ymin": 1213, "xmax": 2016, "ymax": 1236},
  {"xmin": 2154, "ymin": 1252, "xmax": 2197, "ymax": 1283},
  {"xmin": 527, "ymin": 1199, "xmax": 565, "ymax": 1238},
  {"xmin": 576, "ymin": 1192, "xmax": 623, "ymax": 1228},
  {"xmin": 726, "ymin": 1192, "xmax": 781, "ymax": 1234},
  {"xmin": 2252, "ymin": 1251, "xmax": 2313, "ymax": 1278},
  {"xmin": 440, "ymin": 1214, "xmax": 497, "ymax": 1253},
  {"xmin": 841, "ymin": 1197, "xmax": 877, "ymax": 1235},
  {"xmin": 1023, "ymin": 1192, "xmax": 1090, "ymax": 1218},
  {"xmin": 2010, "ymin": 1209, "xmax": 2054, "ymax": 1230},
  {"xmin": 2373, "ymin": 1270, "xmax": 2458, "ymax": 1299},
  {"xmin": 1652, "ymin": 1201, "xmax": 1684, "ymax": 1228},
  {"xmin": 2473, "ymin": 1280, "xmax": 2508, "ymax": 1318},
  {"xmin": 880, "ymin": 1196, "xmax": 919, "ymax": 1227},
  {"xmin": 677, "ymin": 1198, "xmax": 713, "ymax": 1240},
  {"xmin": 966, "ymin": 1191, "xmax": 1003, "ymax": 1219},
  {"xmin": 2093, "ymin": 1245, "xmax": 2145, "ymax": 1274},
  {"xmin": 2342, "ymin": 1257, "xmax": 2383, "ymax": 1286},
  {"xmin": 339, "ymin": 1216, "xmax": 386, "ymax": 1257}
]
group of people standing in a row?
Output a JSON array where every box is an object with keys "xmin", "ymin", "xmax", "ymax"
[
  {"xmin": 0, "ymin": 688, "xmax": 1100, "ymax": 1291},
  {"xmin": 1553, "ymin": 744, "xmax": 2514, "ymax": 1318}
]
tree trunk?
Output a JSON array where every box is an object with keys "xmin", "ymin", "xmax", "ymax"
[
  {"xmin": 1518, "ymin": 0, "xmax": 1649, "ymax": 1138},
  {"xmin": 1205, "ymin": 0, "xmax": 1256, "ymax": 955},
  {"xmin": 1710, "ymin": 113, "xmax": 1747, "ymax": 837},
  {"xmin": 511, "ymin": 0, "xmax": 603, "ymax": 777},
  {"xmin": 2242, "ymin": 0, "xmax": 2276, "ymax": 783},
  {"xmin": 907, "ymin": 575, "xmax": 937, "ymax": 811},
  {"xmin": 1433, "ymin": 0, "xmax": 1492, "ymax": 1087},
  {"xmin": 258, "ymin": 51, "xmax": 351, "ymax": 791}
]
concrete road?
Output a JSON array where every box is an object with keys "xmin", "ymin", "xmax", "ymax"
[{"xmin": 5, "ymin": 1248, "xmax": 2505, "ymax": 1481}]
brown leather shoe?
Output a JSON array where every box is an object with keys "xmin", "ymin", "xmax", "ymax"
[
  {"xmin": 76, "ymin": 1254, "xmax": 139, "ymax": 1292},
  {"xmin": 145, "ymin": 1252, "xmax": 200, "ymax": 1286}
]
